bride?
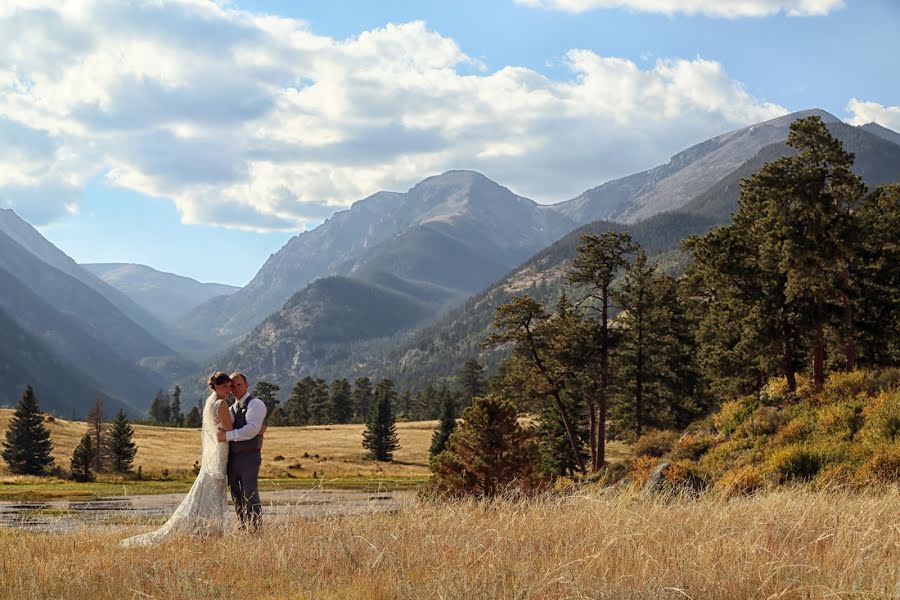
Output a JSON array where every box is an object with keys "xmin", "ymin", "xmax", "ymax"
[{"xmin": 121, "ymin": 372, "xmax": 236, "ymax": 547}]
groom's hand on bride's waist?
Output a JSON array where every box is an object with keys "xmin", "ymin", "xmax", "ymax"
[{"xmin": 217, "ymin": 430, "xmax": 227, "ymax": 442}]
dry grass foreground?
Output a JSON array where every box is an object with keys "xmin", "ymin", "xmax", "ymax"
[{"xmin": 0, "ymin": 487, "xmax": 896, "ymax": 599}]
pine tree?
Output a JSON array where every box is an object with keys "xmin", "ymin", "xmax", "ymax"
[
  {"xmin": 429, "ymin": 393, "xmax": 457, "ymax": 460},
  {"xmin": 1, "ymin": 386, "xmax": 54, "ymax": 475},
  {"xmin": 566, "ymin": 230, "xmax": 637, "ymax": 469},
  {"xmin": 362, "ymin": 379, "xmax": 400, "ymax": 461},
  {"xmin": 309, "ymin": 378, "xmax": 330, "ymax": 425},
  {"xmin": 184, "ymin": 406, "xmax": 202, "ymax": 428},
  {"xmin": 329, "ymin": 378, "xmax": 352, "ymax": 424},
  {"xmin": 483, "ymin": 295, "xmax": 587, "ymax": 475},
  {"xmin": 853, "ymin": 184, "xmax": 900, "ymax": 365},
  {"xmin": 70, "ymin": 433, "xmax": 96, "ymax": 482},
  {"xmin": 252, "ymin": 381, "xmax": 281, "ymax": 421},
  {"xmin": 86, "ymin": 397, "xmax": 109, "ymax": 473},
  {"xmin": 612, "ymin": 250, "xmax": 670, "ymax": 439},
  {"xmin": 352, "ymin": 377, "xmax": 374, "ymax": 423},
  {"xmin": 430, "ymin": 394, "xmax": 542, "ymax": 498},
  {"xmin": 170, "ymin": 385, "xmax": 183, "ymax": 427},
  {"xmin": 149, "ymin": 389, "xmax": 171, "ymax": 424},
  {"xmin": 108, "ymin": 409, "xmax": 138, "ymax": 473},
  {"xmin": 283, "ymin": 377, "xmax": 314, "ymax": 425},
  {"xmin": 457, "ymin": 359, "xmax": 486, "ymax": 409}
]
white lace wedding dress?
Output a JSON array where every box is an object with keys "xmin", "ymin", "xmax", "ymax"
[{"xmin": 120, "ymin": 393, "xmax": 229, "ymax": 547}]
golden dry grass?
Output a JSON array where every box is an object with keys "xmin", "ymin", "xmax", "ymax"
[
  {"xmin": 0, "ymin": 408, "xmax": 632, "ymax": 482},
  {"xmin": 0, "ymin": 487, "xmax": 896, "ymax": 599},
  {"xmin": 0, "ymin": 408, "xmax": 437, "ymax": 479}
]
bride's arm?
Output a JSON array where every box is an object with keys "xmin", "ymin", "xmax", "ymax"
[{"xmin": 217, "ymin": 401, "xmax": 234, "ymax": 431}]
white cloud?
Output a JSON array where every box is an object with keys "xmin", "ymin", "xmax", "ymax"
[
  {"xmin": 0, "ymin": 0, "xmax": 788, "ymax": 231},
  {"xmin": 515, "ymin": 0, "xmax": 844, "ymax": 18},
  {"xmin": 846, "ymin": 99, "xmax": 900, "ymax": 132}
]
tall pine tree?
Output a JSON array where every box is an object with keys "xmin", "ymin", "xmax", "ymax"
[
  {"xmin": 566, "ymin": 231, "xmax": 636, "ymax": 469},
  {"xmin": 1, "ymin": 386, "xmax": 54, "ymax": 475},
  {"xmin": 108, "ymin": 409, "xmax": 138, "ymax": 473},
  {"xmin": 352, "ymin": 377, "xmax": 374, "ymax": 423},
  {"xmin": 329, "ymin": 378, "xmax": 353, "ymax": 424},
  {"xmin": 70, "ymin": 433, "xmax": 96, "ymax": 482},
  {"xmin": 362, "ymin": 379, "xmax": 400, "ymax": 461},
  {"xmin": 170, "ymin": 386, "xmax": 183, "ymax": 427},
  {"xmin": 429, "ymin": 393, "xmax": 457, "ymax": 460}
]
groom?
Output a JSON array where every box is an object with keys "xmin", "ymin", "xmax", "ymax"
[{"xmin": 217, "ymin": 371, "xmax": 267, "ymax": 532}]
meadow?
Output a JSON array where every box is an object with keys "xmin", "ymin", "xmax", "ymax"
[
  {"xmin": 0, "ymin": 408, "xmax": 631, "ymax": 500},
  {"xmin": 0, "ymin": 486, "xmax": 896, "ymax": 599}
]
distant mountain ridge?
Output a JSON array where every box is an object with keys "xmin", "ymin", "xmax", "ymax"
[
  {"xmin": 179, "ymin": 171, "xmax": 577, "ymax": 348},
  {"xmin": 83, "ymin": 263, "xmax": 239, "ymax": 324},
  {"xmin": 0, "ymin": 209, "xmax": 175, "ymax": 347},
  {"xmin": 551, "ymin": 109, "xmax": 842, "ymax": 225}
]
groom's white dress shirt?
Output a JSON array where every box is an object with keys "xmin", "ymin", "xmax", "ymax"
[{"xmin": 225, "ymin": 392, "xmax": 267, "ymax": 442}]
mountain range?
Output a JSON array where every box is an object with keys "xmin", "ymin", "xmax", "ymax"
[
  {"xmin": 83, "ymin": 263, "xmax": 239, "ymax": 324},
  {"xmin": 2, "ymin": 109, "xmax": 898, "ymax": 414},
  {"xmin": 206, "ymin": 111, "xmax": 900, "ymax": 392}
]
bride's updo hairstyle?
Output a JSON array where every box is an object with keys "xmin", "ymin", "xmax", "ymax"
[{"xmin": 208, "ymin": 371, "xmax": 231, "ymax": 390}]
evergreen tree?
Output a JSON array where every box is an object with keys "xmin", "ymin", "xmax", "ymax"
[
  {"xmin": 252, "ymin": 381, "xmax": 281, "ymax": 421},
  {"xmin": 309, "ymin": 377, "xmax": 330, "ymax": 425},
  {"xmin": 397, "ymin": 390, "xmax": 413, "ymax": 421},
  {"xmin": 484, "ymin": 295, "xmax": 587, "ymax": 475},
  {"xmin": 430, "ymin": 394, "xmax": 542, "ymax": 498},
  {"xmin": 612, "ymin": 250, "xmax": 669, "ymax": 439},
  {"xmin": 457, "ymin": 359, "xmax": 486, "ymax": 409},
  {"xmin": 70, "ymin": 433, "xmax": 96, "ymax": 482},
  {"xmin": 352, "ymin": 377, "xmax": 374, "ymax": 423},
  {"xmin": 149, "ymin": 389, "xmax": 171, "ymax": 424},
  {"xmin": 414, "ymin": 384, "xmax": 442, "ymax": 421},
  {"xmin": 429, "ymin": 393, "xmax": 457, "ymax": 460},
  {"xmin": 566, "ymin": 230, "xmax": 636, "ymax": 469},
  {"xmin": 1, "ymin": 386, "xmax": 54, "ymax": 475},
  {"xmin": 853, "ymin": 184, "xmax": 900, "ymax": 366},
  {"xmin": 85, "ymin": 397, "xmax": 111, "ymax": 473},
  {"xmin": 362, "ymin": 378, "xmax": 400, "ymax": 461},
  {"xmin": 328, "ymin": 378, "xmax": 353, "ymax": 424},
  {"xmin": 184, "ymin": 406, "xmax": 202, "ymax": 428},
  {"xmin": 86, "ymin": 397, "xmax": 109, "ymax": 473},
  {"xmin": 108, "ymin": 409, "xmax": 138, "ymax": 473},
  {"xmin": 283, "ymin": 377, "xmax": 314, "ymax": 425},
  {"xmin": 687, "ymin": 116, "xmax": 868, "ymax": 392},
  {"xmin": 170, "ymin": 385, "xmax": 183, "ymax": 427}
]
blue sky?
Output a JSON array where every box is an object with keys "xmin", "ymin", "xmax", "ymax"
[{"xmin": 1, "ymin": 0, "xmax": 897, "ymax": 286}]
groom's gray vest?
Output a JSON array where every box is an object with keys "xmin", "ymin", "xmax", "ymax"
[{"xmin": 229, "ymin": 395, "xmax": 263, "ymax": 456}]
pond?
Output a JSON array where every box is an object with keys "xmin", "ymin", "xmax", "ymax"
[{"xmin": 0, "ymin": 488, "xmax": 414, "ymax": 533}]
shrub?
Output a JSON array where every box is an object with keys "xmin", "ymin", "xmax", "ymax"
[
  {"xmin": 815, "ymin": 403, "xmax": 864, "ymax": 441},
  {"xmin": 662, "ymin": 460, "xmax": 707, "ymax": 493},
  {"xmin": 766, "ymin": 445, "xmax": 823, "ymax": 483},
  {"xmin": 741, "ymin": 406, "xmax": 785, "ymax": 437},
  {"xmin": 714, "ymin": 466, "xmax": 765, "ymax": 498},
  {"xmin": 856, "ymin": 442, "xmax": 900, "ymax": 484},
  {"xmin": 633, "ymin": 430, "xmax": 679, "ymax": 458},
  {"xmin": 859, "ymin": 389, "xmax": 900, "ymax": 445},
  {"xmin": 821, "ymin": 369, "xmax": 900, "ymax": 405},
  {"xmin": 670, "ymin": 432, "xmax": 716, "ymax": 461},
  {"xmin": 628, "ymin": 455, "xmax": 658, "ymax": 487},
  {"xmin": 712, "ymin": 400, "xmax": 747, "ymax": 436}
]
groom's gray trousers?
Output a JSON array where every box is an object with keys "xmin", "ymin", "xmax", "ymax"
[{"xmin": 227, "ymin": 448, "xmax": 262, "ymax": 531}]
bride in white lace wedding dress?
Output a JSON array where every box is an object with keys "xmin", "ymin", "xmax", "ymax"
[{"xmin": 120, "ymin": 372, "xmax": 234, "ymax": 548}]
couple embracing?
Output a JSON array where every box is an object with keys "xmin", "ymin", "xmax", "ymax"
[{"xmin": 121, "ymin": 371, "xmax": 267, "ymax": 547}]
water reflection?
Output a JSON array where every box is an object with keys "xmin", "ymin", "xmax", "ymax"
[{"xmin": 0, "ymin": 489, "xmax": 413, "ymax": 533}]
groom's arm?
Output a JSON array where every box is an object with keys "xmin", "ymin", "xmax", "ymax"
[{"xmin": 225, "ymin": 399, "xmax": 267, "ymax": 442}]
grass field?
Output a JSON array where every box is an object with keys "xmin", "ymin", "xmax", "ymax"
[
  {"xmin": 0, "ymin": 487, "xmax": 895, "ymax": 599},
  {"xmin": 0, "ymin": 408, "xmax": 632, "ymax": 500}
]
